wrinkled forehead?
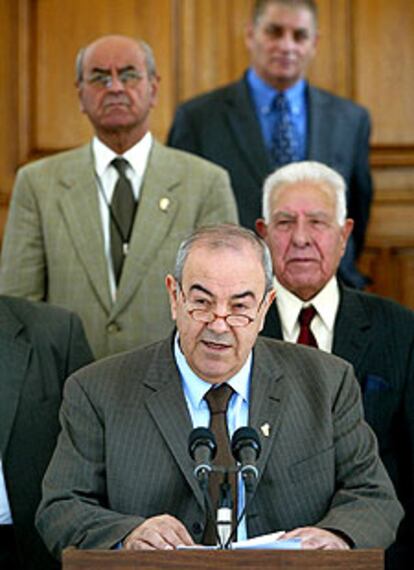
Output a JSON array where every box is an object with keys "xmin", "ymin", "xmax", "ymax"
[
  {"xmin": 182, "ymin": 242, "xmax": 266, "ymax": 294},
  {"xmin": 270, "ymin": 180, "xmax": 337, "ymax": 215},
  {"xmin": 83, "ymin": 37, "xmax": 145, "ymax": 73}
]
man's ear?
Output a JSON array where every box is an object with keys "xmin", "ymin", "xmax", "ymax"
[
  {"xmin": 258, "ymin": 289, "xmax": 276, "ymax": 332},
  {"xmin": 165, "ymin": 274, "xmax": 178, "ymax": 320},
  {"xmin": 340, "ymin": 218, "xmax": 354, "ymax": 256},
  {"xmin": 256, "ymin": 218, "xmax": 268, "ymax": 239},
  {"xmin": 77, "ymin": 85, "xmax": 86, "ymax": 114},
  {"xmin": 244, "ymin": 21, "xmax": 255, "ymax": 52},
  {"xmin": 148, "ymin": 74, "xmax": 161, "ymax": 109}
]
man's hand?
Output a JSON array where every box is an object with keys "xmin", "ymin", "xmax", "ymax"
[
  {"xmin": 123, "ymin": 514, "xmax": 194, "ymax": 550},
  {"xmin": 283, "ymin": 527, "xmax": 351, "ymax": 549}
]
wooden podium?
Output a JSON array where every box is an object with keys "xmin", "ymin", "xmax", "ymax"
[{"xmin": 63, "ymin": 547, "xmax": 383, "ymax": 570}]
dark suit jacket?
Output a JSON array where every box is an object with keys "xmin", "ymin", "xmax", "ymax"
[
  {"xmin": 36, "ymin": 334, "xmax": 402, "ymax": 559},
  {"xmin": 0, "ymin": 296, "xmax": 93, "ymax": 570},
  {"xmin": 262, "ymin": 287, "xmax": 414, "ymax": 569},
  {"xmin": 167, "ymin": 75, "xmax": 373, "ymax": 287}
]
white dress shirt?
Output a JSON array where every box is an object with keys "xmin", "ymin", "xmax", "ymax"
[
  {"xmin": 92, "ymin": 132, "xmax": 153, "ymax": 301},
  {"xmin": 274, "ymin": 276, "xmax": 340, "ymax": 353},
  {"xmin": 0, "ymin": 458, "xmax": 12, "ymax": 524},
  {"xmin": 174, "ymin": 335, "xmax": 251, "ymax": 541}
]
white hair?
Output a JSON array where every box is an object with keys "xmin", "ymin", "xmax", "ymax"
[{"xmin": 262, "ymin": 161, "xmax": 347, "ymax": 225}]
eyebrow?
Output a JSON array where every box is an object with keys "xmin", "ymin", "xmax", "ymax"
[
  {"xmin": 188, "ymin": 283, "xmax": 257, "ymax": 301},
  {"xmin": 90, "ymin": 65, "xmax": 137, "ymax": 74},
  {"xmin": 273, "ymin": 210, "xmax": 331, "ymax": 219}
]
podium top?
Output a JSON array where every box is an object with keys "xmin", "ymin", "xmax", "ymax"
[{"xmin": 63, "ymin": 547, "xmax": 383, "ymax": 570}]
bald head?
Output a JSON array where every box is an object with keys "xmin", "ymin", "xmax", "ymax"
[
  {"xmin": 76, "ymin": 35, "xmax": 157, "ymax": 84},
  {"xmin": 75, "ymin": 35, "xmax": 159, "ymax": 153}
]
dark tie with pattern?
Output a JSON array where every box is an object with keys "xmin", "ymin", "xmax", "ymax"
[
  {"xmin": 203, "ymin": 383, "xmax": 237, "ymax": 545},
  {"xmin": 272, "ymin": 92, "xmax": 298, "ymax": 167},
  {"xmin": 110, "ymin": 158, "xmax": 137, "ymax": 285},
  {"xmin": 297, "ymin": 305, "xmax": 318, "ymax": 347}
]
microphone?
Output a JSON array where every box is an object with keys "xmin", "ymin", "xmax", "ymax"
[
  {"xmin": 188, "ymin": 427, "xmax": 217, "ymax": 488},
  {"xmin": 231, "ymin": 427, "xmax": 261, "ymax": 492}
]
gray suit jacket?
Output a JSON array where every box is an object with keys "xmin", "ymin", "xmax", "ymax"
[
  {"xmin": 36, "ymin": 334, "xmax": 402, "ymax": 559},
  {"xmin": 168, "ymin": 75, "xmax": 373, "ymax": 287},
  {"xmin": 0, "ymin": 296, "xmax": 93, "ymax": 570},
  {"xmin": 0, "ymin": 141, "xmax": 238, "ymax": 359},
  {"xmin": 262, "ymin": 287, "xmax": 414, "ymax": 569}
]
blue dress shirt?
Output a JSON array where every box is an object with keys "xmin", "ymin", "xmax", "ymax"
[
  {"xmin": 174, "ymin": 335, "xmax": 252, "ymax": 541},
  {"xmin": 246, "ymin": 68, "xmax": 307, "ymax": 161}
]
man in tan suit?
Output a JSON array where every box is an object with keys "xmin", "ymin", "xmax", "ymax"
[
  {"xmin": 0, "ymin": 35, "xmax": 238, "ymax": 359},
  {"xmin": 36, "ymin": 225, "xmax": 402, "ymax": 558}
]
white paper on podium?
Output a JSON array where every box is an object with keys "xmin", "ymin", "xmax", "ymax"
[
  {"xmin": 177, "ymin": 531, "xmax": 302, "ymax": 550},
  {"xmin": 232, "ymin": 531, "xmax": 301, "ymax": 550}
]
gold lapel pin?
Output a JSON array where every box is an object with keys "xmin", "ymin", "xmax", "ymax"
[
  {"xmin": 260, "ymin": 423, "xmax": 270, "ymax": 437},
  {"xmin": 159, "ymin": 197, "xmax": 170, "ymax": 212}
]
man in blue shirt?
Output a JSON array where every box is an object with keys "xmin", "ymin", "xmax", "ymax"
[{"xmin": 168, "ymin": 0, "xmax": 373, "ymax": 289}]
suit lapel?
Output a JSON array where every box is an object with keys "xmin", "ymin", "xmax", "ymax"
[
  {"xmin": 248, "ymin": 340, "xmax": 286, "ymax": 488},
  {"xmin": 143, "ymin": 339, "xmax": 206, "ymax": 509},
  {"xmin": 333, "ymin": 288, "xmax": 372, "ymax": 377},
  {"xmin": 307, "ymin": 87, "xmax": 334, "ymax": 164},
  {"xmin": 0, "ymin": 303, "xmax": 31, "ymax": 456},
  {"xmin": 112, "ymin": 142, "xmax": 180, "ymax": 317},
  {"xmin": 224, "ymin": 78, "xmax": 272, "ymax": 184},
  {"xmin": 58, "ymin": 145, "xmax": 112, "ymax": 312}
]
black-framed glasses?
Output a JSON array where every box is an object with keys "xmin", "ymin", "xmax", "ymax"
[
  {"xmin": 177, "ymin": 283, "xmax": 267, "ymax": 328},
  {"xmin": 85, "ymin": 69, "xmax": 144, "ymax": 89}
]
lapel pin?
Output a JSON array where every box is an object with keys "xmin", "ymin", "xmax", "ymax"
[
  {"xmin": 159, "ymin": 197, "xmax": 170, "ymax": 212},
  {"xmin": 260, "ymin": 423, "xmax": 270, "ymax": 437}
]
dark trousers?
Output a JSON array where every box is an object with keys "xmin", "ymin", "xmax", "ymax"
[{"xmin": 0, "ymin": 525, "xmax": 20, "ymax": 570}]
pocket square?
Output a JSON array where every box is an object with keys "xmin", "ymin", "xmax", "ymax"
[{"xmin": 364, "ymin": 374, "xmax": 389, "ymax": 393}]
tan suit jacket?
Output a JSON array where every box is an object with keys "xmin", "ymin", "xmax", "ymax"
[
  {"xmin": 36, "ymin": 335, "xmax": 403, "ymax": 559},
  {"xmin": 0, "ymin": 141, "xmax": 238, "ymax": 358}
]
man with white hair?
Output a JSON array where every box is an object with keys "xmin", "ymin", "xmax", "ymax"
[{"xmin": 256, "ymin": 160, "xmax": 414, "ymax": 570}]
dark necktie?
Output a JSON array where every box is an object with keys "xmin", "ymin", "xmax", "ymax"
[
  {"xmin": 203, "ymin": 384, "xmax": 237, "ymax": 545},
  {"xmin": 297, "ymin": 305, "xmax": 318, "ymax": 347},
  {"xmin": 272, "ymin": 92, "xmax": 298, "ymax": 167},
  {"xmin": 110, "ymin": 158, "xmax": 137, "ymax": 285}
]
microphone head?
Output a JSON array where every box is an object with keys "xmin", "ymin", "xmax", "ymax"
[
  {"xmin": 188, "ymin": 427, "xmax": 217, "ymax": 460},
  {"xmin": 231, "ymin": 426, "xmax": 261, "ymax": 462}
]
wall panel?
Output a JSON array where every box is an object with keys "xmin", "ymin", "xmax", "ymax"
[{"xmin": 21, "ymin": 0, "xmax": 175, "ymax": 157}]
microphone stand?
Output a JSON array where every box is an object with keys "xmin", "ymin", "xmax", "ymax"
[
  {"xmin": 216, "ymin": 471, "xmax": 233, "ymax": 549},
  {"xmin": 223, "ymin": 469, "xmax": 258, "ymax": 550}
]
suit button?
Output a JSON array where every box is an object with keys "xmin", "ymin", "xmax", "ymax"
[
  {"xmin": 107, "ymin": 322, "xmax": 121, "ymax": 334},
  {"xmin": 192, "ymin": 521, "xmax": 203, "ymax": 535}
]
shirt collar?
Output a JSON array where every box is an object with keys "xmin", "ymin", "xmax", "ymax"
[
  {"xmin": 274, "ymin": 275, "xmax": 339, "ymax": 334},
  {"xmin": 174, "ymin": 333, "xmax": 252, "ymax": 410},
  {"xmin": 92, "ymin": 132, "xmax": 153, "ymax": 177},
  {"xmin": 246, "ymin": 68, "xmax": 307, "ymax": 115}
]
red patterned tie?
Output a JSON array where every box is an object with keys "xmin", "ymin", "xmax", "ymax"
[{"xmin": 297, "ymin": 306, "xmax": 318, "ymax": 347}]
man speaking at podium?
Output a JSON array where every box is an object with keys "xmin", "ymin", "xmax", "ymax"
[{"xmin": 36, "ymin": 225, "xmax": 402, "ymax": 558}]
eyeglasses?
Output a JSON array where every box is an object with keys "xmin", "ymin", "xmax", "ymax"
[
  {"xmin": 85, "ymin": 69, "xmax": 144, "ymax": 89},
  {"xmin": 178, "ymin": 284, "xmax": 267, "ymax": 328}
]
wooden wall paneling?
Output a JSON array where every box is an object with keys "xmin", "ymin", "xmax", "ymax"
[
  {"xmin": 0, "ymin": 0, "xmax": 20, "ymax": 236},
  {"xmin": 176, "ymin": 0, "xmax": 254, "ymax": 103},
  {"xmin": 352, "ymin": 0, "xmax": 414, "ymax": 148},
  {"xmin": 307, "ymin": 0, "xmax": 351, "ymax": 97},
  {"xmin": 21, "ymin": 0, "xmax": 175, "ymax": 160}
]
